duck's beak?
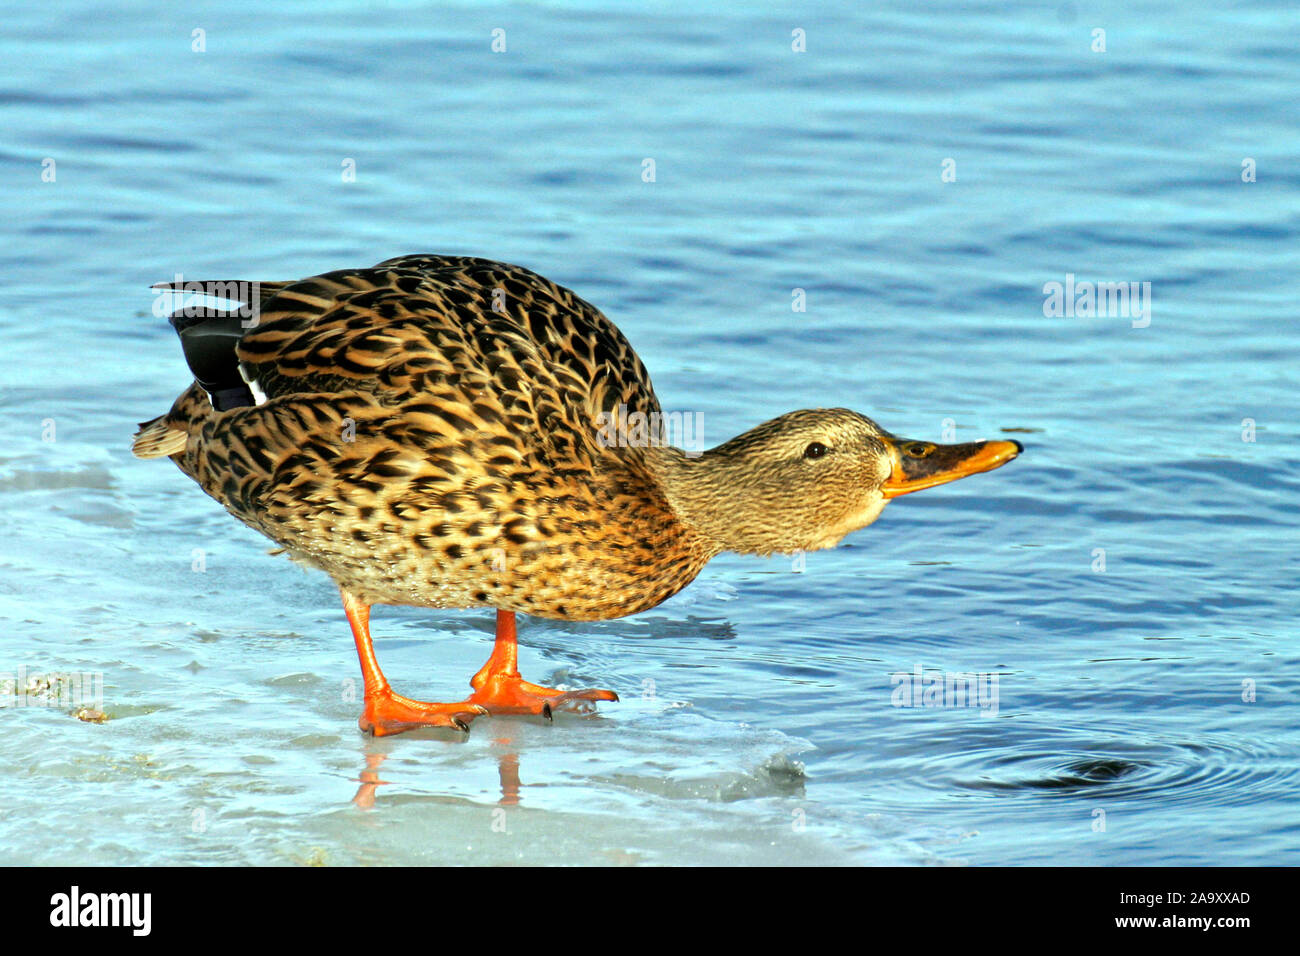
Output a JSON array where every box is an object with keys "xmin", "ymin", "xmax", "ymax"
[{"xmin": 880, "ymin": 437, "xmax": 1022, "ymax": 499}]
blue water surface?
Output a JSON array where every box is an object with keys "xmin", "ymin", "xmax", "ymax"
[{"xmin": 1, "ymin": 0, "xmax": 1297, "ymax": 865}]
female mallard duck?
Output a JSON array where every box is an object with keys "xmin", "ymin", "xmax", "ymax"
[{"xmin": 133, "ymin": 254, "xmax": 1021, "ymax": 736}]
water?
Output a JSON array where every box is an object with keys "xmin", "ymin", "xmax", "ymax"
[{"xmin": 2, "ymin": 0, "xmax": 1297, "ymax": 865}]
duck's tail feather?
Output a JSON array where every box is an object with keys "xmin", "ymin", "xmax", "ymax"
[
  {"xmin": 131, "ymin": 415, "xmax": 189, "ymax": 459},
  {"xmin": 134, "ymin": 276, "xmax": 285, "ymax": 460},
  {"xmin": 167, "ymin": 308, "xmax": 259, "ymax": 411},
  {"xmin": 151, "ymin": 278, "xmax": 290, "ymax": 411},
  {"xmin": 157, "ymin": 277, "xmax": 281, "ymax": 400},
  {"xmin": 131, "ymin": 382, "xmax": 214, "ymax": 459}
]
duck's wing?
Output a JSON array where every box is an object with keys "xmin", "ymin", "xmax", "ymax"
[
  {"xmin": 381, "ymin": 255, "xmax": 661, "ymax": 421},
  {"xmin": 236, "ymin": 255, "xmax": 662, "ymax": 435}
]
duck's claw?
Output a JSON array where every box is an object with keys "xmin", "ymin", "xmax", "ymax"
[
  {"xmin": 543, "ymin": 688, "xmax": 621, "ymax": 718},
  {"xmin": 469, "ymin": 674, "xmax": 618, "ymax": 719},
  {"xmin": 449, "ymin": 705, "xmax": 490, "ymax": 732},
  {"xmin": 358, "ymin": 693, "xmax": 488, "ymax": 737}
]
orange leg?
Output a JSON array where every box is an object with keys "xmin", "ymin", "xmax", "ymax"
[
  {"xmin": 343, "ymin": 590, "xmax": 487, "ymax": 736},
  {"xmin": 466, "ymin": 610, "xmax": 619, "ymax": 719}
]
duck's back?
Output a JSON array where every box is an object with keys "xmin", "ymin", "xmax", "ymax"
[{"xmin": 241, "ymin": 255, "xmax": 661, "ymax": 434}]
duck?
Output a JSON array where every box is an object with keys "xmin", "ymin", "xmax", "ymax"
[{"xmin": 133, "ymin": 254, "xmax": 1022, "ymax": 736}]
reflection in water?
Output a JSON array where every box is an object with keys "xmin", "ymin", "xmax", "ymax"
[
  {"xmin": 494, "ymin": 739, "xmax": 522, "ymax": 807},
  {"xmin": 351, "ymin": 736, "xmax": 525, "ymax": 809},
  {"xmin": 351, "ymin": 752, "xmax": 388, "ymax": 810}
]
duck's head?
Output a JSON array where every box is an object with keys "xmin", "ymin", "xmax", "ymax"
[{"xmin": 654, "ymin": 408, "xmax": 1022, "ymax": 556}]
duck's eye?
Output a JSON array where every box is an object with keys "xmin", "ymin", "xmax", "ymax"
[
  {"xmin": 904, "ymin": 442, "xmax": 934, "ymax": 458},
  {"xmin": 803, "ymin": 442, "xmax": 829, "ymax": 460}
]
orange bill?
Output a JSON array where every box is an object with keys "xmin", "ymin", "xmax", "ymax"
[{"xmin": 880, "ymin": 437, "xmax": 1023, "ymax": 499}]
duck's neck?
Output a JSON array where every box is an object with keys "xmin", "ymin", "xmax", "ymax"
[{"xmin": 643, "ymin": 445, "xmax": 776, "ymax": 556}]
